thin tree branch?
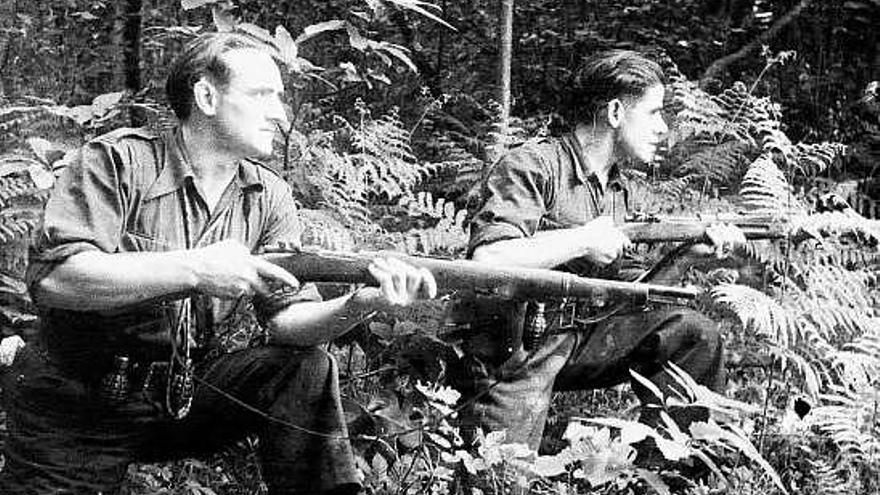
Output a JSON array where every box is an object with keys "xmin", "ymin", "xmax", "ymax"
[{"xmin": 701, "ymin": 0, "xmax": 814, "ymax": 82}]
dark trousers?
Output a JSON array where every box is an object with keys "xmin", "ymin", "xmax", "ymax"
[
  {"xmin": 0, "ymin": 344, "xmax": 361, "ymax": 494},
  {"xmin": 456, "ymin": 307, "xmax": 725, "ymax": 450}
]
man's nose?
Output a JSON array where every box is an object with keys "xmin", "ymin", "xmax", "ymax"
[
  {"xmin": 267, "ymin": 97, "xmax": 290, "ymax": 129},
  {"xmin": 657, "ymin": 116, "xmax": 669, "ymax": 136}
]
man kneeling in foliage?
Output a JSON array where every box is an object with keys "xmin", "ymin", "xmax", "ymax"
[
  {"xmin": 457, "ymin": 50, "xmax": 745, "ymax": 452},
  {"xmin": 0, "ymin": 32, "xmax": 437, "ymax": 495}
]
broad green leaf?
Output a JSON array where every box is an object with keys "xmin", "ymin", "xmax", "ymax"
[
  {"xmin": 297, "ymin": 20, "xmax": 347, "ymax": 44},
  {"xmin": 659, "ymin": 410, "xmax": 689, "ymax": 443},
  {"xmin": 563, "ymin": 421, "xmax": 599, "ymax": 443},
  {"xmin": 0, "ymin": 335, "xmax": 25, "ymax": 367},
  {"xmin": 381, "ymin": 0, "xmax": 456, "ymax": 31},
  {"xmin": 26, "ymin": 137, "xmax": 63, "ymax": 167},
  {"xmin": 27, "ymin": 164, "xmax": 55, "ymax": 190},
  {"xmin": 181, "ymin": 0, "xmax": 220, "ymax": 10},
  {"xmin": 630, "ymin": 369, "xmax": 665, "ymax": 402},
  {"xmin": 346, "ymin": 25, "xmax": 368, "ymax": 51},
  {"xmin": 653, "ymin": 436, "xmax": 690, "ymax": 461},
  {"xmin": 375, "ymin": 42, "xmax": 418, "ymax": 72},
  {"xmin": 533, "ymin": 455, "xmax": 567, "ymax": 477},
  {"xmin": 690, "ymin": 421, "xmax": 787, "ymax": 493},
  {"xmin": 236, "ymin": 23, "xmax": 274, "ymax": 45},
  {"xmin": 634, "ymin": 469, "xmax": 671, "ymax": 495},
  {"xmin": 72, "ymin": 11, "xmax": 99, "ymax": 21},
  {"xmin": 212, "ymin": 6, "xmax": 235, "ymax": 32},
  {"xmin": 90, "ymin": 91, "xmax": 125, "ymax": 117},
  {"xmin": 426, "ymin": 430, "xmax": 451, "ymax": 449},
  {"xmin": 583, "ymin": 417, "xmax": 654, "ymax": 445},
  {"xmin": 274, "ymin": 25, "xmax": 298, "ymax": 65}
]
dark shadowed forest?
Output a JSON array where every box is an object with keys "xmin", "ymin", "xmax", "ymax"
[{"xmin": 1, "ymin": 0, "xmax": 879, "ymax": 493}]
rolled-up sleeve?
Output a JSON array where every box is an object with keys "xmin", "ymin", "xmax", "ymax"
[
  {"xmin": 26, "ymin": 142, "xmax": 126, "ymax": 289},
  {"xmin": 467, "ymin": 146, "xmax": 552, "ymax": 257}
]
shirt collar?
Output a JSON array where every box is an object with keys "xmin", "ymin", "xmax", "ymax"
[
  {"xmin": 562, "ymin": 132, "xmax": 626, "ymax": 192},
  {"xmin": 144, "ymin": 129, "xmax": 264, "ymax": 202}
]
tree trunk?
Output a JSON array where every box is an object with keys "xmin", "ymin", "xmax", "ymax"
[
  {"xmin": 116, "ymin": 0, "xmax": 143, "ymax": 126},
  {"xmin": 496, "ymin": 0, "xmax": 514, "ymax": 148}
]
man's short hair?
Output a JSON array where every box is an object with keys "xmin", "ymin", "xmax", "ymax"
[
  {"xmin": 166, "ymin": 32, "xmax": 270, "ymax": 121},
  {"xmin": 568, "ymin": 49, "xmax": 665, "ymax": 125}
]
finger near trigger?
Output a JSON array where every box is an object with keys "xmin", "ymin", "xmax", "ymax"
[
  {"xmin": 252, "ymin": 278, "xmax": 272, "ymax": 297},
  {"xmin": 256, "ymin": 259, "xmax": 301, "ymax": 290}
]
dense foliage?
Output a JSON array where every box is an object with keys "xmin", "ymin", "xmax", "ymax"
[{"xmin": 1, "ymin": 0, "xmax": 879, "ymax": 494}]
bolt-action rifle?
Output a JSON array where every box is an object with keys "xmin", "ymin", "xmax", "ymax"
[
  {"xmin": 261, "ymin": 247, "xmax": 700, "ymax": 354},
  {"xmin": 261, "ymin": 246, "xmax": 698, "ymax": 305},
  {"xmin": 621, "ymin": 213, "xmax": 790, "ymax": 244}
]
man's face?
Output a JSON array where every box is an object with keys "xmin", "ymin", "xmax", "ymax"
[
  {"xmin": 616, "ymin": 84, "xmax": 668, "ymax": 164},
  {"xmin": 213, "ymin": 49, "xmax": 287, "ymax": 158}
]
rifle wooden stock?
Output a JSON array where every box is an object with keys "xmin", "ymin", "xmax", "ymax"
[
  {"xmin": 261, "ymin": 248, "xmax": 698, "ymax": 304},
  {"xmin": 622, "ymin": 214, "xmax": 789, "ymax": 244}
]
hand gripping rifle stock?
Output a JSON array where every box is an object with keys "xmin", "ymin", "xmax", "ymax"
[
  {"xmin": 622, "ymin": 213, "xmax": 790, "ymax": 244},
  {"xmin": 260, "ymin": 247, "xmax": 699, "ymax": 305}
]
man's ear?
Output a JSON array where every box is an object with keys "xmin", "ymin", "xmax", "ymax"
[
  {"xmin": 193, "ymin": 77, "xmax": 219, "ymax": 117},
  {"xmin": 605, "ymin": 98, "xmax": 625, "ymax": 128}
]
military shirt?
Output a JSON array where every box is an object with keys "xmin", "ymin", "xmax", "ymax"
[
  {"xmin": 469, "ymin": 133, "xmax": 629, "ymax": 278},
  {"xmin": 27, "ymin": 127, "xmax": 319, "ymax": 366}
]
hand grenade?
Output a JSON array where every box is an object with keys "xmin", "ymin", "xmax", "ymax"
[
  {"xmin": 522, "ymin": 302, "xmax": 547, "ymax": 351},
  {"xmin": 166, "ymin": 358, "xmax": 194, "ymax": 420}
]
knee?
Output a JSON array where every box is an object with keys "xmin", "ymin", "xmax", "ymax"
[
  {"xmin": 261, "ymin": 346, "xmax": 339, "ymax": 406},
  {"xmin": 297, "ymin": 346, "xmax": 337, "ymax": 379},
  {"xmin": 264, "ymin": 345, "xmax": 338, "ymax": 385},
  {"xmin": 666, "ymin": 309, "xmax": 723, "ymax": 355}
]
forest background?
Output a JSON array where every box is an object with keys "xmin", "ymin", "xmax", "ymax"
[{"xmin": 1, "ymin": 0, "xmax": 879, "ymax": 494}]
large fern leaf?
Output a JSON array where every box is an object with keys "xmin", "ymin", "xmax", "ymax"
[{"xmin": 739, "ymin": 155, "xmax": 806, "ymax": 213}]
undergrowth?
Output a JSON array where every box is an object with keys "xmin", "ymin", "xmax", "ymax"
[{"xmin": 1, "ymin": 29, "xmax": 879, "ymax": 495}]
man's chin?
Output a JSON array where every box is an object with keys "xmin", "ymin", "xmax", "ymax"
[{"xmin": 249, "ymin": 144, "xmax": 274, "ymax": 159}]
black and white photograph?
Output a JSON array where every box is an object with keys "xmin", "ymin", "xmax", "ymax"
[{"xmin": 0, "ymin": 1, "xmax": 878, "ymax": 493}]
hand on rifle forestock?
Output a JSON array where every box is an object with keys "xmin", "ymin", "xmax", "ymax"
[
  {"xmin": 350, "ymin": 256, "xmax": 438, "ymax": 308},
  {"xmin": 581, "ymin": 216, "xmax": 633, "ymax": 266},
  {"xmin": 702, "ymin": 223, "xmax": 748, "ymax": 259}
]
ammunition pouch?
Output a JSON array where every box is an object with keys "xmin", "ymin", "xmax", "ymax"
[{"xmin": 445, "ymin": 295, "xmax": 607, "ymax": 364}]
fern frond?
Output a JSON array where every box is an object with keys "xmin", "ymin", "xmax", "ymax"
[
  {"xmin": 808, "ymin": 389, "xmax": 880, "ymax": 464},
  {"xmin": 815, "ymin": 246, "xmax": 880, "ymax": 270},
  {"xmin": 350, "ymin": 106, "xmax": 437, "ymax": 200},
  {"xmin": 712, "ymin": 283, "xmax": 799, "ymax": 348},
  {"xmin": 789, "ymin": 211, "xmax": 880, "ymax": 250},
  {"xmin": 739, "ymin": 155, "xmax": 806, "ymax": 213},
  {"xmin": 669, "ymin": 78, "xmax": 751, "ymax": 145},
  {"xmin": 298, "ymin": 208, "xmax": 356, "ymax": 251},
  {"xmin": 828, "ymin": 318, "xmax": 880, "ymax": 388},
  {"xmin": 675, "ymin": 140, "xmax": 753, "ymax": 185},
  {"xmin": 713, "ymin": 81, "xmax": 782, "ymax": 131},
  {"xmin": 0, "ymin": 175, "xmax": 44, "ymax": 208},
  {"xmin": 0, "ymin": 214, "xmax": 39, "ymax": 244},
  {"xmin": 805, "ymin": 459, "xmax": 850, "ymax": 495},
  {"xmin": 623, "ymin": 171, "xmax": 695, "ymax": 214},
  {"xmin": 801, "ymin": 264, "xmax": 877, "ymax": 312},
  {"xmin": 394, "ymin": 192, "xmax": 468, "ymax": 256},
  {"xmin": 792, "ymin": 142, "xmax": 848, "ymax": 176}
]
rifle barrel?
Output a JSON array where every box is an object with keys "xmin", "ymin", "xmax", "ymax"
[{"xmin": 622, "ymin": 219, "xmax": 787, "ymax": 243}]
